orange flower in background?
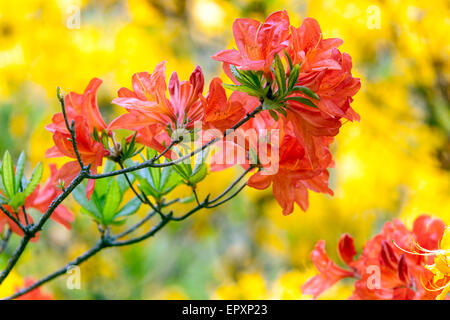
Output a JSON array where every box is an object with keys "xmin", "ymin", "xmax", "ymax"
[
  {"xmin": 0, "ymin": 206, "xmax": 32, "ymax": 239},
  {"xmin": 26, "ymin": 164, "xmax": 74, "ymax": 229},
  {"xmin": 212, "ymin": 10, "xmax": 290, "ymax": 77},
  {"xmin": 0, "ymin": 164, "xmax": 74, "ymax": 238},
  {"xmin": 300, "ymin": 236, "xmax": 357, "ymax": 298},
  {"xmin": 302, "ymin": 215, "xmax": 447, "ymax": 300},
  {"xmin": 15, "ymin": 278, "xmax": 52, "ymax": 300},
  {"xmin": 45, "ymin": 79, "xmax": 110, "ymax": 197}
]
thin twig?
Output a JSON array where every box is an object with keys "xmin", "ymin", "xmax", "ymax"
[
  {"xmin": 118, "ymin": 161, "xmax": 146, "ymax": 204},
  {"xmin": 170, "ymin": 166, "xmax": 255, "ymax": 221},
  {"xmin": 21, "ymin": 206, "xmax": 30, "ymax": 228},
  {"xmin": 109, "ymin": 213, "xmax": 173, "ymax": 247},
  {"xmin": 208, "ymin": 166, "xmax": 255, "ymax": 204},
  {"xmin": 57, "ymin": 91, "xmax": 86, "ymax": 170},
  {"xmin": 0, "ymin": 234, "xmax": 32, "ymax": 284},
  {"xmin": 0, "ymin": 228, "xmax": 12, "ymax": 255},
  {"xmin": 114, "ymin": 211, "xmax": 158, "ymax": 240},
  {"xmin": 205, "ymin": 182, "xmax": 248, "ymax": 209},
  {"xmin": 117, "ymin": 161, "xmax": 166, "ymax": 219},
  {"xmin": 113, "ymin": 198, "xmax": 179, "ymax": 240},
  {"xmin": 0, "ymin": 205, "xmax": 26, "ymax": 234}
]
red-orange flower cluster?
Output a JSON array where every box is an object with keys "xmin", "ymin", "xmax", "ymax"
[
  {"xmin": 302, "ymin": 215, "xmax": 447, "ymax": 300},
  {"xmin": 212, "ymin": 10, "xmax": 360, "ymax": 214}
]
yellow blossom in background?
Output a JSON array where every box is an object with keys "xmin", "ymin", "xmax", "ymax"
[
  {"xmin": 213, "ymin": 272, "xmax": 268, "ymax": 300},
  {"xmin": 425, "ymin": 227, "xmax": 450, "ymax": 299},
  {"xmin": 0, "ymin": 271, "xmax": 22, "ymax": 298}
]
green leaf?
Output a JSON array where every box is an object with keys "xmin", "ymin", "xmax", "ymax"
[
  {"xmin": 241, "ymin": 70, "xmax": 262, "ymax": 88},
  {"xmin": 222, "ymin": 84, "xmax": 262, "ymax": 97},
  {"xmin": 8, "ymin": 192, "xmax": 25, "ymax": 209},
  {"xmin": 14, "ymin": 152, "xmax": 25, "ymax": 193},
  {"xmin": 137, "ymin": 178, "xmax": 159, "ymax": 198},
  {"xmin": 285, "ymin": 50, "xmax": 294, "ymax": 71},
  {"xmin": 160, "ymin": 167, "xmax": 182, "ymax": 195},
  {"xmin": 262, "ymin": 98, "xmax": 280, "ymax": 110},
  {"xmin": 1, "ymin": 151, "xmax": 15, "ymax": 198},
  {"xmin": 173, "ymin": 162, "xmax": 192, "ymax": 181},
  {"xmin": 248, "ymin": 146, "xmax": 258, "ymax": 165},
  {"xmin": 80, "ymin": 207, "xmax": 102, "ymax": 222},
  {"xmin": 148, "ymin": 166, "xmax": 161, "ymax": 191},
  {"xmin": 72, "ymin": 185, "xmax": 102, "ymax": 220},
  {"xmin": 228, "ymin": 65, "xmax": 262, "ymax": 90},
  {"xmin": 229, "ymin": 65, "xmax": 247, "ymax": 84},
  {"xmin": 277, "ymin": 106, "xmax": 287, "ymax": 117},
  {"xmin": 23, "ymin": 162, "xmax": 43, "ymax": 197},
  {"xmin": 130, "ymin": 146, "xmax": 145, "ymax": 158},
  {"xmin": 117, "ymin": 173, "xmax": 134, "ymax": 194},
  {"xmin": 188, "ymin": 163, "xmax": 207, "ymax": 185},
  {"xmin": 292, "ymin": 86, "xmax": 320, "ymax": 100},
  {"xmin": 92, "ymin": 127, "xmax": 100, "ymax": 142},
  {"xmin": 146, "ymin": 147, "xmax": 158, "ymax": 160},
  {"xmin": 285, "ymin": 96, "xmax": 319, "ymax": 109},
  {"xmin": 115, "ymin": 197, "xmax": 142, "ymax": 218},
  {"xmin": 273, "ymin": 54, "xmax": 286, "ymax": 96},
  {"xmin": 102, "ymin": 179, "xmax": 122, "ymax": 224},
  {"xmin": 269, "ymin": 110, "xmax": 279, "ymax": 121},
  {"xmin": 95, "ymin": 160, "xmax": 116, "ymax": 198},
  {"xmin": 288, "ymin": 64, "xmax": 300, "ymax": 91},
  {"xmin": 122, "ymin": 132, "xmax": 140, "ymax": 160}
]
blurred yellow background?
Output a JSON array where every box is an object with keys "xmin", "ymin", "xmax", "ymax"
[{"xmin": 0, "ymin": 0, "xmax": 449, "ymax": 299}]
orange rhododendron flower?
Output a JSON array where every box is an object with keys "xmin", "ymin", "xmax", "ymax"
[
  {"xmin": 46, "ymin": 78, "xmax": 109, "ymax": 197},
  {"xmin": 284, "ymin": 18, "xmax": 360, "ymax": 168},
  {"xmin": 302, "ymin": 215, "xmax": 447, "ymax": 300},
  {"xmin": 201, "ymin": 77, "xmax": 259, "ymax": 133},
  {"xmin": 247, "ymin": 125, "xmax": 334, "ymax": 215},
  {"xmin": 209, "ymin": 109, "xmax": 334, "ymax": 215},
  {"xmin": 212, "ymin": 10, "xmax": 290, "ymax": 77},
  {"xmin": 109, "ymin": 62, "xmax": 204, "ymax": 134}
]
